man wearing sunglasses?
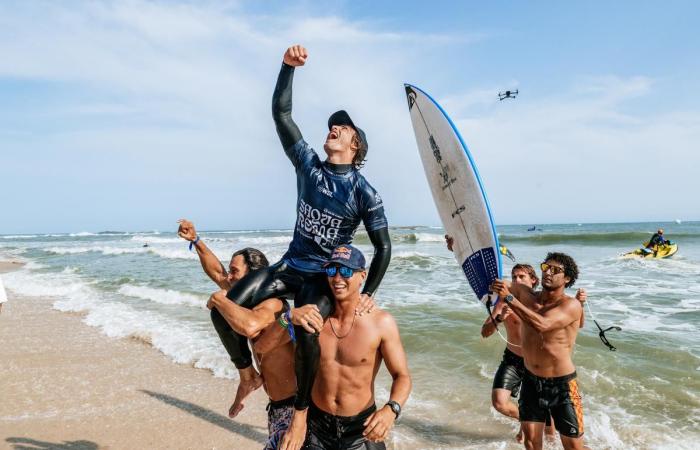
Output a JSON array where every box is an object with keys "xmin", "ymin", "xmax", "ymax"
[
  {"xmin": 295, "ymin": 244, "xmax": 411, "ymax": 450},
  {"xmin": 214, "ymin": 45, "xmax": 392, "ymax": 450},
  {"xmin": 490, "ymin": 253, "xmax": 588, "ymax": 450}
]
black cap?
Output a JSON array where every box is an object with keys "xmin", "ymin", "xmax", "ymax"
[{"xmin": 328, "ymin": 110, "xmax": 368, "ymax": 153}]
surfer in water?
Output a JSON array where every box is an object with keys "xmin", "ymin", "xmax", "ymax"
[
  {"xmin": 491, "ymin": 253, "xmax": 589, "ymax": 450},
  {"xmin": 212, "ymin": 45, "xmax": 391, "ymax": 450}
]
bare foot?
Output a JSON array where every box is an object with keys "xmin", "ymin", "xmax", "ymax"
[
  {"xmin": 280, "ymin": 408, "xmax": 307, "ymax": 450},
  {"xmin": 515, "ymin": 425, "xmax": 524, "ymax": 444},
  {"xmin": 229, "ymin": 367, "xmax": 263, "ymax": 418}
]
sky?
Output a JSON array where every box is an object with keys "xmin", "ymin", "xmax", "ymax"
[{"xmin": 1, "ymin": 0, "xmax": 699, "ymax": 233}]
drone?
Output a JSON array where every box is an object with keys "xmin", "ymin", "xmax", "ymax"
[{"xmin": 498, "ymin": 89, "xmax": 518, "ymax": 101}]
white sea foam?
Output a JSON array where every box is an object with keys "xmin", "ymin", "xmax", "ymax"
[
  {"xmin": 45, "ymin": 246, "xmax": 149, "ymax": 255},
  {"xmin": 235, "ymin": 236, "xmax": 292, "ymax": 245},
  {"xmin": 412, "ymin": 233, "xmax": 446, "ymax": 242},
  {"xmin": 129, "ymin": 235, "xmax": 183, "ymax": 244},
  {"xmin": 147, "ymin": 246, "xmax": 197, "ymax": 260},
  {"xmin": 69, "ymin": 231, "xmax": 97, "ymax": 237},
  {"xmin": 25, "ymin": 261, "xmax": 48, "ymax": 270},
  {"xmin": 81, "ymin": 302, "xmax": 235, "ymax": 379},
  {"xmin": 5, "ymin": 266, "xmax": 236, "ymax": 380},
  {"xmin": 118, "ymin": 284, "xmax": 205, "ymax": 308},
  {"xmin": 1, "ymin": 234, "xmax": 39, "ymax": 239}
]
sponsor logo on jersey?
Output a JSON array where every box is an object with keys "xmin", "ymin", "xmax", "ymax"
[
  {"xmin": 317, "ymin": 185, "xmax": 333, "ymax": 198},
  {"xmin": 297, "ymin": 198, "xmax": 343, "ymax": 251}
]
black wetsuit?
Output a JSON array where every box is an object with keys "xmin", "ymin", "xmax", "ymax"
[{"xmin": 211, "ymin": 62, "xmax": 392, "ymax": 410}]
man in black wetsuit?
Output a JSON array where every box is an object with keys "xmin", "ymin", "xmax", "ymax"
[{"xmin": 210, "ymin": 44, "xmax": 392, "ymax": 450}]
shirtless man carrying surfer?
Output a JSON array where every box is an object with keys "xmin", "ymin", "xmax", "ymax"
[
  {"xmin": 294, "ymin": 244, "xmax": 412, "ymax": 450},
  {"xmin": 491, "ymin": 252, "xmax": 589, "ymax": 450}
]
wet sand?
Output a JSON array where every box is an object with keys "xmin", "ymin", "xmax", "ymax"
[{"xmin": 0, "ymin": 262, "xmax": 270, "ymax": 450}]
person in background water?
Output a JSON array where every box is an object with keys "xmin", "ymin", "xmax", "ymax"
[{"xmin": 642, "ymin": 228, "xmax": 668, "ymax": 255}]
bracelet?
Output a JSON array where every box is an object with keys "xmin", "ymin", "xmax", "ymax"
[
  {"xmin": 278, "ymin": 314, "xmax": 289, "ymax": 329},
  {"xmin": 284, "ymin": 310, "xmax": 296, "ymax": 343},
  {"xmin": 189, "ymin": 236, "xmax": 200, "ymax": 251}
]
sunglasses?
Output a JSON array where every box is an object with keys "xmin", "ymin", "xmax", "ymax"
[
  {"xmin": 325, "ymin": 265, "xmax": 356, "ymax": 278},
  {"xmin": 540, "ymin": 262, "xmax": 565, "ymax": 275}
]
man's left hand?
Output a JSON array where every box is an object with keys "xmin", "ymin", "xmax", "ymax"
[
  {"xmin": 576, "ymin": 288, "xmax": 587, "ymax": 304},
  {"xmin": 356, "ymin": 293, "xmax": 377, "ymax": 316},
  {"xmin": 207, "ymin": 289, "xmax": 227, "ymax": 310},
  {"xmin": 363, "ymin": 406, "xmax": 396, "ymax": 442}
]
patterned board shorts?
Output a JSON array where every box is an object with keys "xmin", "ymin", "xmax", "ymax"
[{"xmin": 264, "ymin": 397, "xmax": 295, "ymax": 450}]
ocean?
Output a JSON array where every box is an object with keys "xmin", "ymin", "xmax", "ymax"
[{"xmin": 2, "ymin": 221, "xmax": 698, "ymax": 450}]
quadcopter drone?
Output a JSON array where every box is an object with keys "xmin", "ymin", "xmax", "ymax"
[{"xmin": 498, "ymin": 89, "xmax": 518, "ymax": 101}]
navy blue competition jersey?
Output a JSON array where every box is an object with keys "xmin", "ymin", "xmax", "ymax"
[{"xmin": 282, "ymin": 139, "xmax": 388, "ymax": 272}]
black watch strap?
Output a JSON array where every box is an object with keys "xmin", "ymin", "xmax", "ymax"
[{"xmin": 385, "ymin": 400, "xmax": 401, "ymax": 419}]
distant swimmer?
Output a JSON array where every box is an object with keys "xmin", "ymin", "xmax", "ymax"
[
  {"xmin": 499, "ymin": 89, "xmax": 519, "ymax": 101},
  {"xmin": 142, "ymin": 243, "xmax": 149, "ymax": 248},
  {"xmin": 491, "ymin": 253, "xmax": 590, "ymax": 450},
  {"xmin": 214, "ymin": 45, "xmax": 392, "ymax": 450}
]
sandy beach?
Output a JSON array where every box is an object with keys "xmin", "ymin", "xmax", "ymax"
[{"xmin": 0, "ymin": 262, "xmax": 270, "ymax": 450}]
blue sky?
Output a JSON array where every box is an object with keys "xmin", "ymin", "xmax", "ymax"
[{"xmin": 1, "ymin": 1, "xmax": 698, "ymax": 233}]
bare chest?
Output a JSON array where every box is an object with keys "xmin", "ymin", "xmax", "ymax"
[{"xmin": 319, "ymin": 321, "xmax": 381, "ymax": 368}]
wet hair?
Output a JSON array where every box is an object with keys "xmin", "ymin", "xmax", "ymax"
[
  {"xmin": 232, "ymin": 247, "xmax": 269, "ymax": 271},
  {"xmin": 511, "ymin": 263, "xmax": 539, "ymax": 288},
  {"xmin": 543, "ymin": 252, "xmax": 578, "ymax": 288},
  {"xmin": 351, "ymin": 133, "xmax": 367, "ymax": 169}
]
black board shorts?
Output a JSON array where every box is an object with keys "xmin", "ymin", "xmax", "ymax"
[
  {"xmin": 302, "ymin": 402, "xmax": 386, "ymax": 450},
  {"xmin": 492, "ymin": 347, "xmax": 525, "ymax": 397},
  {"xmin": 519, "ymin": 369, "xmax": 584, "ymax": 438}
]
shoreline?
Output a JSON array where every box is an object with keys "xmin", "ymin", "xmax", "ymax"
[{"xmin": 0, "ymin": 263, "xmax": 270, "ymax": 450}]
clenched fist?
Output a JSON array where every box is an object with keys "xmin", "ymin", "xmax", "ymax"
[{"xmin": 283, "ymin": 45, "xmax": 308, "ymax": 67}]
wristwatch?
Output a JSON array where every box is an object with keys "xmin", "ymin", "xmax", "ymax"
[
  {"xmin": 503, "ymin": 294, "xmax": 514, "ymax": 304},
  {"xmin": 385, "ymin": 400, "xmax": 401, "ymax": 420}
]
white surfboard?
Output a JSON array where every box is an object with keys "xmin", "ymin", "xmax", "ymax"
[{"xmin": 405, "ymin": 84, "xmax": 502, "ymax": 304}]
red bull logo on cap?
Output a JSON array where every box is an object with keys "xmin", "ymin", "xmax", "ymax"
[{"xmin": 331, "ymin": 246, "xmax": 352, "ymax": 261}]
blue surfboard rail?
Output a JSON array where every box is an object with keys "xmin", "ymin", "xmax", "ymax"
[{"xmin": 405, "ymin": 83, "xmax": 503, "ymax": 289}]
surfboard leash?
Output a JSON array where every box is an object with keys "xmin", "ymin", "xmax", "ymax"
[
  {"xmin": 584, "ymin": 301, "xmax": 622, "ymax": 351},
  {"xmin": 485, "ymin": 297, "xmax": 522, "ymax": 348}
]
